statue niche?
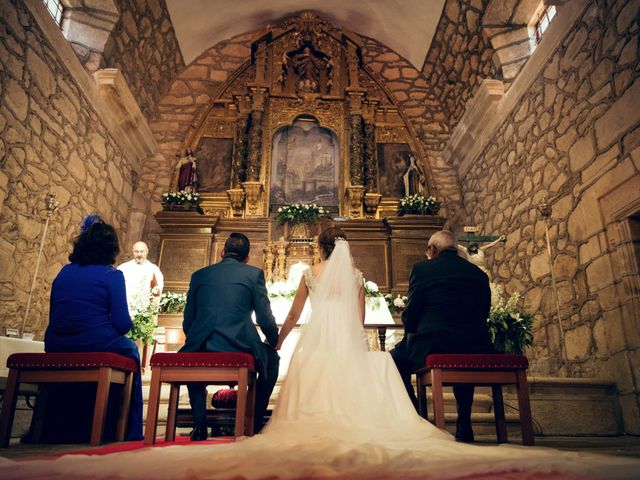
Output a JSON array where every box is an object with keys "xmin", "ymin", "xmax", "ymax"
[
  {"xmin": 270, "ymin": 116, "xmax": 339, "ymax": 207},
  {"xmin": 279, "ymin": 43, "xmax": 333, "ymax": 95}
]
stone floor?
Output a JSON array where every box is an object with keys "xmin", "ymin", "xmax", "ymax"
[{"xmin": 2, "ymin": 434, "xmax": 640, "ymax": 461}]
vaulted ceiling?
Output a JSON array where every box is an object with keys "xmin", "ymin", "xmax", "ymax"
[{"xmin": 165, "ymin": 0, "xmax": 446, "ymax": 69}]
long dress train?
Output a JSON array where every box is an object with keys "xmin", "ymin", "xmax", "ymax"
[{"xmin": 0, "ymin": 240, "xmax": 638, "ymax": 479}]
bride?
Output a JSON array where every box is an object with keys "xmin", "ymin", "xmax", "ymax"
[{"xmin": 0, "ymin": 228, "xmax": 638, "ymax": 479}]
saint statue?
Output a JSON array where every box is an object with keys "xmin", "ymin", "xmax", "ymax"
[
  {"xmin": 175, "ymin": 149, "xmax": 198, "ymax": 193},
  {"xmin": 457, "ymin": 235, "xmax": 506, "ymax": 277},
  {"xmin": 402, "ymin": 154, "xmax": 426, "ymax": 196},
  {"xmin": 291, "ymin": 46, "xmax": 326, "ymax": 93}
]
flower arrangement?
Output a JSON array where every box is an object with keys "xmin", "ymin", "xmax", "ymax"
[
  {"xmin": 161, "ymin": 190, "xmax": 201, "ymax": 209},
  {"xmin": 364, "ymin": 280, "xmax": 381, "ymax": 297},
  {"xmin": 126, "ymin": 302, "xmax": 158, "ymax": 346},
  {"xmin": 488, "ymin": 283, "xmax": 534, "ymax": 354},
  {"xmin": 384, "ymin": 294, "xmax": 408, "ymax": 314},
  {"xmin": 267, "ymin": 281, "xmax": 298, "ymax": 300},
  {"xmin": 398, "ymin": 194, "xmax": 441, "ymax": 215},
  {"xmin": 159, "ymin": 292, "xmax": 187, "ymax": 314},
  {"xmin": 276, "ymin": 203, "xmax": 327, "ymax": 225}
]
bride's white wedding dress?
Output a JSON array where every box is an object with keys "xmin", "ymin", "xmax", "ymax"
[{"xmin": 0, "ymin": 240, "xmax": 638, "ymax": 479}]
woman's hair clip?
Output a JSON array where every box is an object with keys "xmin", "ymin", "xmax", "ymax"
[
  {"xmin": 335, "ymin": 237, "xmax": 347, "ymax": 242},
  {"xmin": 80, "ymin": 214, "xmax": 103, "ymax": 233}
]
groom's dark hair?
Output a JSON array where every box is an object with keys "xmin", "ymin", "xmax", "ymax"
[{"xmin": 224, "ymin": 233, "xmax": 250, "ymax": 261}]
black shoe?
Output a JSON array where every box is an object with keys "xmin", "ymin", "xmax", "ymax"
[
  {"xmin": 190, "ymin": 424, "xmax": 208, "ymax": 441},
  {"xmin": 455, "ymin": 420, "xmax": 475, "ymax": 443}
]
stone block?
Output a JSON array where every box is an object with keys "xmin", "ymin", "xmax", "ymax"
[
  {"xmin": 68, "ymin": 150, "xmax": 87, "ymax": 182},
  {"xmin": 578, "ymin": 235, "xmax": 602, "ymax": 264},
  {"xmin": 594, "ymin": 77, "xmax": 640, "ymax": 150},
  {"xmin": 582, "ymin": 144, "xmax": 620, "ymax": 185},
  {"xmin": 568, "ymin": 131, "xmax": 595, "ymax": 172},
  {"xmin": 26, "ymin": 49, "xmax": 56, "ymax": 98},
  {"xmin": 564, "ymin": 323, "xmax": 592, "ymax": 361},
  {"xmin": 597, "ymin": 351, "xmax": 636, "ymax": 394},
  {"xmin": 618, "ymin": 393, "xmax": 640, "ymax": 435},
  {"xmin": 586, "ymin": 254, "xmax": 615, "ymax": 292},
  {"xmin": 602, "ymin": 307, "xmax": 629, "ymax": 353},
  {"xmin": 530, "ymin": 252, "xmax": 550, "ymax": 281},
  {"xmin": 5, "ymin": 79, "xmax": 28, "ymax": 122}
]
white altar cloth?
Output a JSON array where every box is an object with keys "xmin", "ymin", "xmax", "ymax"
[{"xmin": 0, "ymin": 336, "xmax": 45, "ymax": 377}]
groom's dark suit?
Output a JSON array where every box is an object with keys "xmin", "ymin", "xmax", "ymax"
[
  {"xmin": 390, "ymin": 249, "xmax": 494, "ymax": 437},
  {"xmin": 181, "ymin": 256, "xmax": 279, "ymax": 432}
]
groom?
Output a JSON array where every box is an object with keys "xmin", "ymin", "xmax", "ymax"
[
  {"xmin": 180, "ymin": 233, "xmax": 279, "ymax": 440},
  {"xmin": 390, "ymin": 230, "xmax": 494, "ymax": 442}
]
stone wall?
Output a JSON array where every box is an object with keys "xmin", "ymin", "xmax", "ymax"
[
  {"xmin": 135, "ymin": 32, "xmax": 255, "ymax": 255},
  {"xmin": 422, "ymin": 0, "xmax": 502, "ymax": 130},
  {"xmin": 102, "ymin": 0, "xmax": 183, "ymax": 120},
  {"xmin": 361, "ymin": 37, "xmax": 463, "ymax": 214},
  {"xmin": 0, "ymin": 0, "xmax": 137, "ymax": 337},
  {"xmin": 460, "ymin": 0, "xmax": 640, "ymax": 432}
]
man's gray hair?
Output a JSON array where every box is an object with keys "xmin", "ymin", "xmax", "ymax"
[{"xmin": 428, "ymin": 230, "xmax": 458, "ymax": 251}]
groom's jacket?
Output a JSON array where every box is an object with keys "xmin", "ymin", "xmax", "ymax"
[
  {"xmin": 399, "ymin": 249, "xmax": 494, "ymax": 368},
  {"xmin": 180, "ymin": 256, "xmax": 278, "ymax": 376}
]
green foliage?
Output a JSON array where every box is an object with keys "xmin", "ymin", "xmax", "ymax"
[
  {"xmin": 488, "ymin": 283, "xmax": 534, "ymax": 354},
  {"xmin": 126, "ymin": 303, "xmax": 158, "ymax": 345},
  {"xmin": 276, "ymin": 203, "xmax": 327, "ymax": 225}
]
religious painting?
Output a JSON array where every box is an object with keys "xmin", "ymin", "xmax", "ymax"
[
  {"xmin": 193, "ymin": 137, "xmax": 233, "ymax": 193},
  {"xmin": 377, "ymin": 143, "xmax": 412, "ymax": 198},
  {"xmin": 270, "ymin": 116, "xmax": 339, "ymax": 207}
]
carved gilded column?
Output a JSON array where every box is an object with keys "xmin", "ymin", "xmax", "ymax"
[
  {"xmin": 227, "ymin": 112, "xmax": 248, "ymax": 217},
  {"xmin": 363, "ymin": 122, "xmax": 377, "ymax": 192},
  {"xmin": 243, "ymin": 88, "xmax": 267, "ymax": 217},
  {"xmin": 231, "ymin": 113, "xmax": 248, "ymax": 187},
  {"xmin": 347, "ymin": 113, "xmax": 364, "ymax": 218},
  {"xmin": 363, "ymin": 121, "xmax": 381, "ymax": 218},
  {"xmin": 246, "ymin": 109, "xmax": 264, "ymax": 182}
]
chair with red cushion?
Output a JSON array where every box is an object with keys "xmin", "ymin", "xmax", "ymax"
[
  {"xmin": 416, "ymin": 353, "xmax": 534, "ymax": 445},
  {"xmin": 144, "ymin": 352, "xmax": 256, "ymax": 445},
  {"xmin": 0, "ymin": 352, "xmax": 137, "ymax": 447}
]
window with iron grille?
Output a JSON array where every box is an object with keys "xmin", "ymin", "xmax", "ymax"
[
  {"xmin": 42, "ymin": 0, "xmax": 64, "ymax": 28},
  {"xmin": 535, "ymin": 4, "xmax": 557, "ymax": 44}
]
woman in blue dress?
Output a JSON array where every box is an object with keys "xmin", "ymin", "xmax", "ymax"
[{"xmin": 43, "ymin": 218, "xmax": 143, "ymax": 441}]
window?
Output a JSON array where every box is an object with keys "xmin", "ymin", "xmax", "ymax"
[
  {"xmin": 42, "ymin": 0, "xmax": 64, "ymax": 28},
  {"xmin": 535, "ymin": 4, "xmax": 557, "ymax": 44}
]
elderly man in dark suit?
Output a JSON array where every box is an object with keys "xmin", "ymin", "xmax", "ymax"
[
  {"xmin": 390, "ymin": 230, "xmax": 494, "ymax": 443},
  {"xmin": 181, "ymin": 233, "xmax": 279, "ymax": 440}
]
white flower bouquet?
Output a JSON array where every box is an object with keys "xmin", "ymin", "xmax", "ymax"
[
  {"xmin": 384, "ymin": 294, "xmax": 408, "ymax": 314},
  {"xmin": 161, "ymin": 190, "xmax": 201, "ymax": 209},
  {"xmin": 276, "ymin": 203, "xmax": 327, "ymax": 225},
  {"xmin": 398, "ymin": 194, "xmax": 441, "ymax": 215}
]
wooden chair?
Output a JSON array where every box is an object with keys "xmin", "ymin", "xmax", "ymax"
[
  {"xmin": 0, "ymin": 352, "xmax": 136, "ymax": 447},
  {"xmin": 144, "ymin": 352, "xmax": 256, "ymax": 445},
  {"xmin": 416, "ymin": 353, "xmax": 534, "ymax": 445}
]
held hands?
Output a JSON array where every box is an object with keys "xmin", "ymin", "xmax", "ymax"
[{"xmin": 151, "ymin": 286, "xmax": 161, "ymax": 296}]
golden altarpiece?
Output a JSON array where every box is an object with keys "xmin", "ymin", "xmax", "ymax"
[{"xmin": 156, "ymin": 13, "xmax": 445, "ymax": 303}]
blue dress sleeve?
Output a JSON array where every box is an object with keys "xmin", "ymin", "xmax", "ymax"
[{"xmin": 107, "ymin": 268, "xmax": 133, "ymax": 335}]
